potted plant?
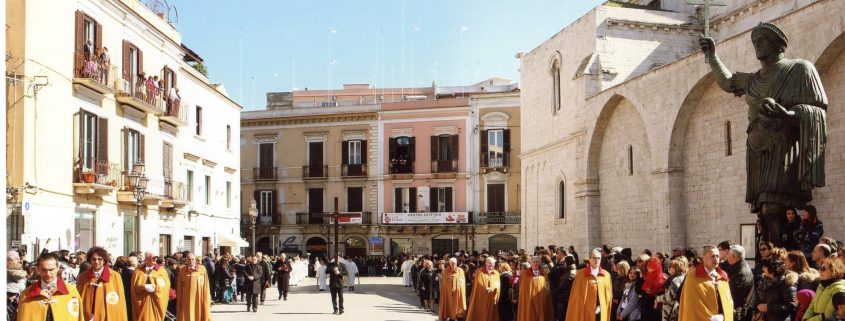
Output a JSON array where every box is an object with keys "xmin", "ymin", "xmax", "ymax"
[{"xmin": 81, "ymin": 170, "xmax": 96, "ymax": 183}]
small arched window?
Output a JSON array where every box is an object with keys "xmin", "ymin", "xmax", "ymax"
[
  {"xmin": 558, "ymin": 180, "xmax": 566, "ymax": 219},
  {"xmin": 725, "ymin": 121, "xmax": 732, "ymax": 156},
  {"xmin": 628, "ymin": 145, "xmax": 634, "ymax": 176},
  {"xmin": 551, "ymin": 59, "xmax": 561, "ymax": 114}
]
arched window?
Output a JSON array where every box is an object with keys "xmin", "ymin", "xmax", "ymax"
[
  {"xmin": 551, "ymin": 59, "xmax": 561, "ymax": 114},
  {"xmin": 725, "ymin": 121, "xmax": 732, "ymax": 156},
  {"xmin": 628, "ymin": 145, "xmax": 634, "ymax": 176},
  {"xmin": 558, "ymin": 180, "xmax": 566, "ymax": 219}
]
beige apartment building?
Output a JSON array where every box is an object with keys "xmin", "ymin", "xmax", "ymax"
[{"xmin": 6, "ymin": 0, "xmax": 245, "ymax": 259}]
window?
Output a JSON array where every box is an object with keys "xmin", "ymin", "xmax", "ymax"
[
  {"xmin": 429, "ymin": 187, "xmax": 453, "ymax": 212},
  {"xmin": 226, "ymin": 125, "xmax": 232, "ymax": 150},
  {"xmin": 628, "ymin": 145, "xmax": 634, "ymax": 176},
  {"xmin": 388, "ymin": 137, "xmax": 415, "ymax": 174},
  {"xmin": 348, "ymin": 140, "xmax": 362, "ymax": 165},
  {"xmin": 124, "ymin": 216, "xmax": 138, "ymax": 255},
  {"xmin": 226, "ymin": 181, "xmax": 232, "ymax": 209},
  {"xmin": 162, "ymin": 142, "xmax": 173, "ymax": 178},
  {"xmin": 121, "ymin": 40, "xmax": 142, "ymax": 92},
  {"xmin": 162, "ymin": 67, "xmax": 176, "ymax": 96},
  {"xmin": 551, "ymin": 59, "xmax": 561, "ymax": 113},
  {"xmin": 204, "ymin": 175, "xmax": 211, "ymax": 205},
  {"xmin": 74, "ymin": 212, "xmax": 94, "ymax": 251},
  {"xmin": 347, "ymin": 187, "xmax": 363, "ymax": 212},
  {"xmin": 725, "ymin": 121, "xmax": 732, "ymax": 156},
  {"xmin": 256, "ymin": 190, "xmax": 274, "ymax": 217},
  {"xmin": 123, "ymin": 129, "xmax": 144, "ymax": 172},
  {"xmin": 159, "ymin": 234, "xmax": 171, "ymax": 256},
  {"xmin": 183, "ymin": 236, "xmax": 194, "ymax": 253},
  {"xmin": 308, "ymin": 188, "xmax": 324, "ymax": 224},
  {"xmin": 75, "ymin": 11, "xmax": 101, "ymax": 76},
  {"xmin": 558, "ymin": 181, "xmax": 566, "ymax": 219},
  {"xmin": 487, "ymin": 184, "xmax": 505, "ymax": 212},
  {"xmin": 431, "ymin": 135, "xmax": 458, "ymax": 173},
  {"xmin": 195, "ymin": 106, "xmax": 202, "ymax": 136},
  {"xmin": 186, "ymin": 170, "xmax": 194, "ymax": 202},
  {"xmin": 78, "ymin": 110, "xmax": 107, "ymax": 171},
  {"xmin": 393, "ymin": 187, "xmax": 418, "ymax": 212}
]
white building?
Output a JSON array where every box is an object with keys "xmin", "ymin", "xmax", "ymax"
[{"xmin": 6, "ymin": 0, "xmax": 246, "ymax": 260}]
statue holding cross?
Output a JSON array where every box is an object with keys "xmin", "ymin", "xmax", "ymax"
[
  {"xmin": 312, "ymin": 197, "xmax": 360, "ymax": 263},
  {"xmin": 687, "ymin": 0, "xmax": 726, "ymax": 60}
]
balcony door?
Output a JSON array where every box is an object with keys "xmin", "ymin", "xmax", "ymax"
[
  {"xmin": 308, "ymin": 142, "xmax": 324, "ymax": 177},
  {"xmin": 308, "ymin": 188, "xmax": 324, "ymax": 224},
  {"xmin": 258, "ymin": 143, "xmax": 274, "ymax": 179},
  {"xmin": 486, "ymin": 184, "xmax": 505, "ymax": 212}
]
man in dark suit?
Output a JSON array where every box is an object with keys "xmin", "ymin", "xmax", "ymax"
[
  {"xmin": 273, "ymin": 253, "xmax": 292, "ymax": 300},
  {"xmin": 244, "ymin": 255, "xmax": 264, "ymax": 312},
  {"xmin": 327, "ymin": 257, "xmax": 347, "ymax": 314},
  {"xmin": 121, "ymin": 255, "xmax": 138, "ymax": 318},
  {"xmin": 256, "ymin": 252, "xmax": 272, "ymax": 305}
]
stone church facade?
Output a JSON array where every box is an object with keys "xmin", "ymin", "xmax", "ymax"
[{"xmin": 520, "ymin": 0, "xmax": 845, "ymax": 253}]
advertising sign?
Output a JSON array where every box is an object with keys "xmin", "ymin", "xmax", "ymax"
[
  {"xmin": 369, "ymin": 237, "xmax": 384, "ymax": 255},
  {"xmin": 381, "ymin": 212, "xmax": 468, "ymax": 224},
  {"xmin": 327, "ymin": 212, "xmax": 363, "ymax": 224}
]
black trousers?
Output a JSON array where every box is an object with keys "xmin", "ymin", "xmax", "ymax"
[
  {"xmin": 330, "ymin": 287, "xmax": 344, "ymax": 311},
  {"xmin": 246, "ymin": 293, "xmax": 259, "ymax": 311},
  {"xmin": 260, "ymin": 286, "xmax": 267, "ymax": 303}
]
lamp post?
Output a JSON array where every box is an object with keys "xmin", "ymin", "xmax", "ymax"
[
  {"xmin": 248, "ymin": 198, "xmax": 258, "ymax": 255},
  {"xmin": 127, "ymin": 162, "xmax": 148, "ymax": 253}
]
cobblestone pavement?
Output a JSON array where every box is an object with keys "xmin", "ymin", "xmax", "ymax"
[{"xmin": 211, "ymin": 277, "xmax": 438, "ymax": 321}]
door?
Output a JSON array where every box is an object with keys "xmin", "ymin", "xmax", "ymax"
[
  {"xmin": 486, "ymin": 184, "xmax": 505, "ymax": 212},
  {"xmin": 259, "ymin": 143, "xmax": 274, "ymax": 179},
  {"xmin": 308, "ymin": 188, "xmax": 324, "ymax": 224},
  {"xmin": 347, "ymin": 187, "xmax": 363, "ymax": 212}
]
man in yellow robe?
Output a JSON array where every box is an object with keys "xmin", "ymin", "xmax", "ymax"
[
  {"xmin": 678, "ymin": 245, "xmax": 734, "ymax": 321},
  {"xmin": 439, "ymin": 258, "xmax": 467, "ymax": 321},
  {"xmin": 131, "ymin": 251, "xmax": 170, "ymax": 321},
  {"xmin": 76, "ymin": 247, "xmax": 127, "ymax": 321},
  {"xmin": 18, "ymin": 253, "xmax": 85, "ymax": 321},
  {"xmin": 466, "ymin": 257, "xmax": 501, "ymax": 321},
  {"xmin": 176, "ymin": 254, "xmax": 212, "ymax": 321},
  {"xmin": 565, "ymin": 249, "xmax": 613, "ymax": 321},
  {"xmin": 518, "ymin": 256, "xmax": 554, "ymax": 321}
]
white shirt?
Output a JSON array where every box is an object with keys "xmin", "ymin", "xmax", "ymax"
[
  {"xmin": 40, "ymin": 280, "xmax": 58, "ymax": 298},
  {"xmin": 589, "ymin": 265, "xmax": 601, "ymax": 277}
]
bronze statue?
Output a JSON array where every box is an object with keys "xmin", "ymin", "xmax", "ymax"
[{"xmin": 700, "ymin": 23, "xmax": 827, "ymax": 247}]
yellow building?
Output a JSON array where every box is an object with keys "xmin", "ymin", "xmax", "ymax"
[{"xmin": 6, "ymin": 0, "xmax": 245, "ymax": 258}]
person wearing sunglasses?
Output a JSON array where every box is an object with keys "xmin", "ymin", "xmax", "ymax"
[{"xmin": 802, "ymin": 258, "xmax": 845, "ymax": 321}]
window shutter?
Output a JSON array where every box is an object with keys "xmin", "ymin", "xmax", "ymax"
[
  {"xmin": 341, "ymin": 141, "xmax": 349, "ymax": 165},
  {"xmin": 74, "ymin": 11, "xmax": 84, "ymax": 75},
  {"xmin": 430, "ymin": 187, "xmax": 439, "ymax": 212},
  {"xmin": 77, "ymin": 110, "xmax": 84, "ymax": 162},
  {"xmin": 450, "ymin": 135, "xmax": 459, "ymax": 161},
  {"xmin": 388, "ymin": 138, "xmax": 397, "ymax": 160},
  {"xmin": 270, "ymin": 191, "xmax": 277, "ymax": 216},
  {"xmin": 361, "ymin": 140, "xmax": 367, "ymax": 164},
  {"xmin": 430, "ymin": 136, "xmax": 438, "ymax": 162},
  {"xmin": 122, "ymin": 128, "xmax": 128, "ymax": 171},
  {"xmin": 95, "ymin": 21, "xmax": 103, "ymax": 51},
  {"xmin": 394, "ymin": 188, "xmax": 402, "ymax": 212},
  {"xmin": 480, "ymin": 130, "xmax": 488, "ymax": 168},
  {"xmin": 503, "ymin": 129, "xmax": 511, "ymax": 167},
  {"xmin": 139, "ymin": 133, "xmax": 145, "ymax": 163},
  {"xmin": 409, "ymin": 187, "xmax": 417, "ymax": 213},
  {"xmin": 137, "ymin": 48, "xmax": 144, "ymax": 78},
  {"xmin": 97, "ymin": 117, "xmax": 108, "ymax": 162},
  {"xmin": 122, "ymin": 40, "xmax": 130, "ymax": 81},
  {"xmin": 445, "ymin": 187, "xmax": 453, "ymax": 212},
  {"xmin": 172, "ymin": 68, "xmax": 177, "ymax": 88},
  {"xmin": 408, "ymin": 137, "xmax": 416, "ymax": 161}
]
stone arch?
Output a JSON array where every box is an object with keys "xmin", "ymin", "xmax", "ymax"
[
  {"xmin": 667, "ymin": 74, "xmax": 715, "ymax": 169},
  {"xmin": 816, "ymin": 30, "xmax": 845, "ymax": 78},
  {"xmin": 585, "ymin": 94, "xmax": 654, "ymax": 250}
]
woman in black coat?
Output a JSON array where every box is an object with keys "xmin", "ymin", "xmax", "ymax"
[
  {"xmin": 498, "ymin": 262, "xmax": 515, "ymax": 321},
  {"xmin": 754, "ymin": 258, "xmax": 798, "ymax": 321},
  {"xmin": 418, "ymin": 261, "xmax": 434, "ymax": 311},
  {"xmin": 432, "ymin": 261, "xmax": 443, "ymax": 311}
]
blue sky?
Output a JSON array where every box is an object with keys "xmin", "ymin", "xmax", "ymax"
[{"xmin": 175, "ymin": 0, "xmax": 606, "ymax": 110}]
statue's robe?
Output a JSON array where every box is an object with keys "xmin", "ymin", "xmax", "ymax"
[
  {"xmin": 176, "ymin": 265, "xmax": 212, "ymax": 321},
  {"xmin": 730, "ymin": 59, "xmax": 827, "ymax": 211},
  {"xmin": 564, "ymin": 267, "xmax": 612, "ymax": 321},
  {"xmin": 76, "ymin": 267, "xmax": 128, "ymax": 321},
  {"xmin": 677, "ymin": 264, "xmax": 734, "ymax": 321},
  {"xmin": 466, "ymin": 269, "xmax": 500, "ymax": 321},
  {"xmin": 130, "ymin": 264, "xmax": 170, "ymax": 321},
  {"xmin": 438, "ymin": 267, "xmax": 467, "ymax": 321},
  {"xmin": 517, "ymin": 268, "xmax": 554, "ymax": 321}
]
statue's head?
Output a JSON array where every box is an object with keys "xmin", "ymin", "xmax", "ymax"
[{"xmin": 751, "ymin": 22, "xmax": 788, "ymax": 61}]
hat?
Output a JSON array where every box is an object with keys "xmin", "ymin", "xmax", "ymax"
[{"xmin": 752, "ymin": 22, "xmax": 788, "ymax": 46}]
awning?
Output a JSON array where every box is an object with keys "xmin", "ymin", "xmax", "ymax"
[{"xmin": 218, "ymin": 232, "xmax": 249, "ymax": 247}]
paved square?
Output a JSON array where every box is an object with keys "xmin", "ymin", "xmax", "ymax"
[{"xmin": 211, "ymin": 277, "xmax": 437, "ymax": 321}]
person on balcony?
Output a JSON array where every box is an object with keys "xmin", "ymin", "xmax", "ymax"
[
  {"xmin": 99, "ymin": 47, "xmax": 110, "ymax": 83},
  {"xmin": 168, "ymin": 86, "xmax": 180, "ymax": 115}
]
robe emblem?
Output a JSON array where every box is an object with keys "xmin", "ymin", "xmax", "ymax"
[
  {"xmin": 67, "ymin": 298, "xmax": 80, "ymax": 317},
  {"xmin": 106, "ymin": 291, "xmax": 120, "ymax": 305}
]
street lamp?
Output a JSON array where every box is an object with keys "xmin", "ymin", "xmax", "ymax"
[
  {"xmin": 248, "ymin": 198, "xmax": 258, "ymax": 255},
  {"xmin": 127, "ymin": 162, "xmax": 148, "ymax": 253}
]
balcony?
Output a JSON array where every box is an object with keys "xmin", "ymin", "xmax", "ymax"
[
  {"xmin": 431, "ymin": 159, "xmax": 458, "ymax": 173},
  {"xmin": 296, "ymin": 212, "xmax": 373, "ymax": 225},
  {"xmin": 302, "ymin": 165, "xmax": 328, "ymax": 180},
  {"xmin": 341, "ymin": 164, "xmax": 367, "ymax": 178},
  {"xmin": 160, "ymin": 181, "xmax": 187, "ymax": 209},
  {"xmin": 73, "ymin": 158, "xmax": 120, "ymax": 195},
  {"xmin": 159, "ymin": 99, "xmax": 189, "ymax": 127},
  {"xmin": 253, "ymin": 167, "xmax": 279, "ymax": 181},
  {"xmin": 72, "ymin": 58, "xmax": 118, "ymax": 96},
  {"xmin": 388, "ymin": 160, "xmax": 413, "ymax": 178},
  {"xmin": 116, "ymin": 79, "xmax": 165, "ymax": 115},
  {"xmin": 481, "ymin": 154, "xmax": 509, "ymax": 172},
  {"xmin": 474, "ymin": 212, "xmax": 521, "ymax": 224},
  {"xmin": 117, "ymin": 173, "xmax": 163, "ymax": 206},
  {"xmin": 241, "ymin": 211, "xmax": 283, "ymax": 227}
]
